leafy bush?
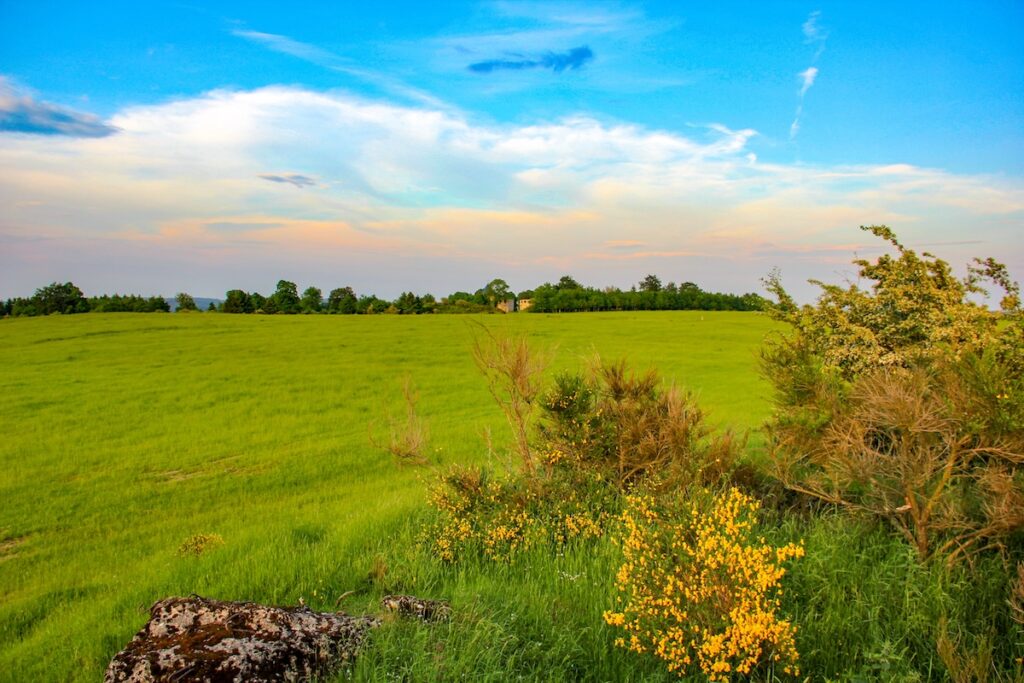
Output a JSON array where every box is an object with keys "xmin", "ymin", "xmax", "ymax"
[
  {"xmin": 604, "ymin": 487, "xmax": 804, "ymax": 680},
  {"xmin": 539, "ymin": 359, "xmax": 739, "ymax": 490},
  {"xmin": 425, "ymin": 465, "xmax": 613, "ymax": 562},
  {"xmin": 423, "ymin": 353, "xmax": 740, "ymax": 563},
  {"xmin": 763, "ymin": 226, "xmax": 1024, "ymax": 562}
]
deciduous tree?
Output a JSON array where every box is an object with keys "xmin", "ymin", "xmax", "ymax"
[
  {"xmin": 300, "ymin": 286, "xmax": 323, "ymax": 314},
  {"xmin": 176, "ymin": 292, "xmax": 197, "ymax": 312}
]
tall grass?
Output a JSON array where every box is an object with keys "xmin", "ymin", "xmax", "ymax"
[
  {"xmin": 2, "ymin": 312, "xmax": 1018, "ymax": 681},
  {"xmin": 0, "ymin": 311, "xmax": 774, "ymax": 681}
]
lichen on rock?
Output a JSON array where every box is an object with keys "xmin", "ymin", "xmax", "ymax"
[{"xmin": 104, "ymin": 595, "xmax": 380, "ymax": 683}]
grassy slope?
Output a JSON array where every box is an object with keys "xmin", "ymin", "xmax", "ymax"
[{"xmin": 0, "ymin": 311, "xmax": 777, "ymax": 681}]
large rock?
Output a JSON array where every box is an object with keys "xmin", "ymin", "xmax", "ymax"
[{"xmin": 104, "ymin": 595, "xmax": 380, "ymax": 683}]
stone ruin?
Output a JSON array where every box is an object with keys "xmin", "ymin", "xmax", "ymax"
[{"xmin": 104, "ymin": 594, "xmax": 449, "ymax": 683}]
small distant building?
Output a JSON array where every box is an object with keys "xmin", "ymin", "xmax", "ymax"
[{"xmin": 495, "ymin": 298, "xmax": 533, "ymax": 313}]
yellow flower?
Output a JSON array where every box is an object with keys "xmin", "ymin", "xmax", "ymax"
[{"xmin": 606, "ymin": 488, "xmax": 802, "ymax": 679}]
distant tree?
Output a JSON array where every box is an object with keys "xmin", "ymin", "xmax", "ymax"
[
  {"xmin": 740, "ymin": 293, "xmax": 768, "ymax": 311},
  {"xmin": 556, "ymin": 275, "xmax": 582, "ymax": 290},
  {"xmin": 271, "ymin": 280, "xmax": 300, "ymax": 314},
  {"xmin": 207, "ymin": 301, "xmax": 217, "ymax": 312},
  {"xmin": 176, "ymin": 292, "xmax": 197, "ymax": 312},
  {"xmin": 517, "ymin": 289, "xmax": 535, "ymax": 300},
  {"xmin": 222, "ymin": 289, "xmax": 253, "ymax": 314},
  {"xmin": 9, "ymin": 297, "xmax": 38, "ymax": 317},
  {"xmin": 356, "ymin": 295, "xmax": 388, "ymax": 314},
  {"xmin": 250, "ymin": 292, "xmax": 266, "ymax": 312},
  {"xmin": 33, "ymin": 282, "xmax": 88, "ymax": 315},
  {"xmin": 327, "ymin": 286, "xmax": 357, "ymax": 314},
  {"xmin": 481, "ymin": 278, "xmax": 511, "ymax": 305},
  {"xmin": 639, "ymin": 274, "xmax": 662, "ymax": 292},
  {"xmin": 148, "ymin": 296, "xmax": 170, "ymax": 312},
  {"xmin": 300, "ymin": 286, "xmax": 323, "ymax": 314},
  {"xmin": 395, "ymin": 291, "xmax": 422, "ymax": 314}
]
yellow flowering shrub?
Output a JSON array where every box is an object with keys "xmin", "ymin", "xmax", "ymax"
[
  {"xmin": 604, "ymin": 488, "xmax": 804, "ymax": 681},
  {"xmin": 425, "ymin": 465, "xmax": 613, "ymax": 562}
]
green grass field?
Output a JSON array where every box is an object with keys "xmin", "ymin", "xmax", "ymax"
[
  {"xmin": 1, "ymin": 312, "xmax": 1019, "ymax": 681},
  {"xmin": 0, "ymin": 311, "xmax": 778, "ymax": 680}
]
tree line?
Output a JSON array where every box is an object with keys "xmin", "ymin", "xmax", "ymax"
[
  {"xmin": 1, "ymin": 282, "xmax": 171, "ymax": 317},
  {"xmin": 2, "ymin": 276, "xmax": 766, "ymax": 318},
  {"xmin": 523, "ymin": 275, "xmax": 765, "ymax": 313}
]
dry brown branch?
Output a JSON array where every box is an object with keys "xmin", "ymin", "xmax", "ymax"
[
  {"xmin": 936, "ymin": 616, "xmax": 994, "ymax": 683},
  {"xmin": 1011, "ymin": 562, "xmax": 1024, "ymax": 626},
  {"xmin": 369, "ymin": 376, "xmax": 429, "ymax": 467},
  {"xmin": 769, "ymin": 366, "xmax": 1024, "ymax": 561},
  {"xmin": 471, "ymin": 326, "xmax": 551, "ymax": 477}
]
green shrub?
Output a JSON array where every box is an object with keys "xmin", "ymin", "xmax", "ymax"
[
  {"xmin": 538, "ymin": 359, "xmax": 739, "ymax": 490},
  {"xmin": 423, "ymin": 353, "xmax": 742, "ymax": 564},
  {"xmin": 762, "ymin": 225, "xmax": 1024, "ymax": 562}
]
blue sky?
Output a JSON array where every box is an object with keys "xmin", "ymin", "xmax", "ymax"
[{"xmin": 1, "ymin": 1, "xmax": 1022, "ymax": 300}]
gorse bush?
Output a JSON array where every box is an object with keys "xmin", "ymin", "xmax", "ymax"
[
  {"xmin": 425, "ymin": 465, "xmax": 613, "ymax": 562},
  {"xmin": 773, "ymin": 364, "xmax": 1024, "ymax": 561},
  {"xmin": 604, "ymin": 487, "xmax": 804, "ymax": 680},
  {"xmin": 423, "ymin": 353, "xmax": 741, "ymax": 563},
  {"xmin": 418, "ymin": 342, "xmax": 801, "ymax": 678},
  {"xmin": 763, "ymin": 225, "xmax": 1024, "ymax": 562},
  {"xmin": 539, "ymin": 359, "xmax": 739, "ymax": 489}
]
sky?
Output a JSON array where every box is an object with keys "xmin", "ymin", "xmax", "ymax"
[{"xmin": 1, "ymin": 1, "xmax": 1022, "ymax": 301}]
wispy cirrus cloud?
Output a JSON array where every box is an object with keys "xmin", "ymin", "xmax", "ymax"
[
  {"xmin": 0, "ymin": 76, "xmax": 117, "ymax": 138},
  {"xmin": 417, "ymin": 2, "xmax": 690, "ymax": 96},
  {"xmin": 232, "ymin": 29, "xmax": 447, "ymax": 108},
  {"xmin": 232, "ymin": 30, "xmax": 341, "ymax": 66},
  {"xmin": 469, "ymin": 45, "xmax": 594, "ymax": 73},
  {"xmin": 790, "ymin": 11, "xmax": 828, "ymax": 140},
  {"xmin": 802, "ymin": 10, "xmax": 829, "ymax": 59},
  {"xmin": 798, "ymin": 66, "xmax": 818, "ymax": 97}
]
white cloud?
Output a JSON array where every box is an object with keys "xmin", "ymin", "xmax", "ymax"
[
  {"xmin": 232, "ymin": 30, "xmax": 341, "ymax": 65},
  {"xmin": 790, "ymin": 12, "xmax": 828, "ymax": 140},
  {"xmin": 798, "ymin": 67, "xmax": 819, "ymax": 97},
  {"xmin": 1, "ymin": 84, "xmax": 1021, "ymax": 299},
  {"xmin": 802, "ymin": 10, "xmax": 828, "ymax": 60},
  {"xmin": 803, "ymin": 11, "xmax": 827, "ymax": 44}
]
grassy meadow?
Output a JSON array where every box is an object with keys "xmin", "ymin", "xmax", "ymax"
[{"xmin": 1, "ymin": 312, "xmax": 1019, "ymax": 681}]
